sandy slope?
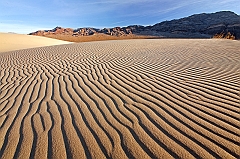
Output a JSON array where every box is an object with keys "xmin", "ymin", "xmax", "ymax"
[
  {"xmin": 37, "ymin": 33, "xmax": 160, "ymax": 42},
  {"xmin": 0, "ymin": 39, "xmax": 239, "ymax": 159},
  {"xmin": 0, "ymin": 33, "xmax": 71, "ymax": 53}
]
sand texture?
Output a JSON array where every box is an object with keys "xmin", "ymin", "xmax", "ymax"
[
  {"xmin": 0, "ymin": 33, "xmax": 71, "ymax": 53},
  {"xmin": 0, "ymin": 39, "xmax": 239, "ymax": 159},
  {"xmin": 37, "ymin": 34, "xmax": 160, "ymax": 43}
]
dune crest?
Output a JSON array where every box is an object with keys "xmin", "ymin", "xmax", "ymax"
[
  {"xmin": 0, "ymin": 39, "xmax": 239, "ymax": 158},
  {"xmin": 0, "ymin": 33, "xmax": 72, "ymax": 53}
]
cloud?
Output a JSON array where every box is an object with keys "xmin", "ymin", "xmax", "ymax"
[
  {"xmin": 61, "ymin": 0, "xmax": 159, "ymax": 5},
  {"xmin": 0, "ymin": 0, "xmax": 239, "ymax": 33},
  {"xmin": 217, "ymin": 0, "xmax": 239, "ymax": 4},
  {"xmin": 49, "ymin": 0, "xmax": 160, "ymax": 16}
]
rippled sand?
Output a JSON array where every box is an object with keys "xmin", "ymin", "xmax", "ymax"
[{"xmin": 0, "ymin": 39, "xmax": 239, "ymax": 158}]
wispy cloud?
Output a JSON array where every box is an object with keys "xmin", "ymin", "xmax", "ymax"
[
  {"xmin": 217, "ymin": 0, "xmax": 239, "ymax": 4},
  {"xmin": 107, "ymin": 0, "xmax": 210, "ymax": 25},
  {"xmin": 49, "ymin": 0, "xmax": 160, "ymax": 16},
  {"xmin": 0, "ymin": 0, "xmax": 239, "ymax": 33},
  {"xmin": 90, "ymin": 0, "xmax": 159, "ymax": 5}
]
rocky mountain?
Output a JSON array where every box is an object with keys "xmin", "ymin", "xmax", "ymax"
[
  {"xmin": 150, "ymin": 11, "xmax": 240, "ymax": 39},
  {"xmin": 30, "ymin": 27, "xmax": 74, "ymax": 36},
  {"xmin": 29, "ymin": 11, "xmax": 240, "ymax": 39}
]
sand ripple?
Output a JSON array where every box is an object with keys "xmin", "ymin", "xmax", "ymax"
[{"xmin": 0, "ymin": 39, "xmax": 239, "ymax": 158}]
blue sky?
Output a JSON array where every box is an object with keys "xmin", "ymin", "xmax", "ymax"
[{"xmin": 0, "ymin": 0, "xmax": 239, "ymax": 34}]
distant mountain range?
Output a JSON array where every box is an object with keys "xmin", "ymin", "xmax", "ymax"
[{"xmin": 30, "ymin": 11, "xmax": 240, "ymax": 39}]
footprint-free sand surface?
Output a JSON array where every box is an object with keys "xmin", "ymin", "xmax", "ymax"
[
  {"xmin": 0, "ymin": 39, "xmax": 239, "ymax": 158},
  {"xmin": 0, "ymin": 33, "xmax": 71, "ymax": 53}
]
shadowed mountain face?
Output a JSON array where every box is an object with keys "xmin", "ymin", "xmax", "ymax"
[
  {"xmin": 150, "ymin": 11, "xmax": 240, "ymax": 39},
  {"xmin": 30, "ymin": 11, "xmax": 240, "ymax": 39}
]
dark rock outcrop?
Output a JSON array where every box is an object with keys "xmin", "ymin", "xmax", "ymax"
[
  {"xmin": 72, "ymin": 28, "xmax": 99, "ymax": 36},
  {"xmin": 29, "ymin": 11, "xmax": 240, "ymax": 39},
  {"xmin": 150, "ymin": 11, "xmax": 240, "ymax": 39}
]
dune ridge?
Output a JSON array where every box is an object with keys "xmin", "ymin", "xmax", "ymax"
[
  {"xmin": 0, "ymin": 39, "xmax": 239, "ymax": 158},
  {"xmin": 0, "ymin": 33, "xmax": 71, "ymax": 53}
]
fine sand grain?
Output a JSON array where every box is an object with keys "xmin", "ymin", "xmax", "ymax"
[
  {"xmin": 0, "ymin": 33, "xmax": 71, "ymax": 53},
  {"xmin": 0, "ymin": 39, "xmax": 239, "ymax": 158}
]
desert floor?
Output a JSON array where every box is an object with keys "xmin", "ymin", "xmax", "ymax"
[
  {"xmin": 0, "ymin": 33, "xmax": 71, "ymax": 53},
  {"xmin": 0, "ymin": 39, "xmax": 239, "ymax": 159},
  {"xmin": 37, "ymin": 33, "xmax": 160, "ymax": 43}
]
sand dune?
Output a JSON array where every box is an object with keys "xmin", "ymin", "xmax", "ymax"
[
  {"xmin": 0, "ymin": 33, "xmax": 71, "ymax": 53},
  {"xmin": 0, "ymin": 39, "xmax": 239, "ymax": 158}
]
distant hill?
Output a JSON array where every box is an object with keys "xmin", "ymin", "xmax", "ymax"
[
  {"xmin": 150, "ymin": 11, "xmax": 240, "ymax": 39},
  {"xmin": 30, "ymin": 11, "xmax": 240, "ymax": 40}
]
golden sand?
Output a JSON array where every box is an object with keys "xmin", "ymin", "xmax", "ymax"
[
  {"xmin": 0, "ymin": 33, "xmax": 71, "ymax": 53},
  {"xmin": 0, "ymin": 39, "xmax": 239, "ymax": 158}
]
